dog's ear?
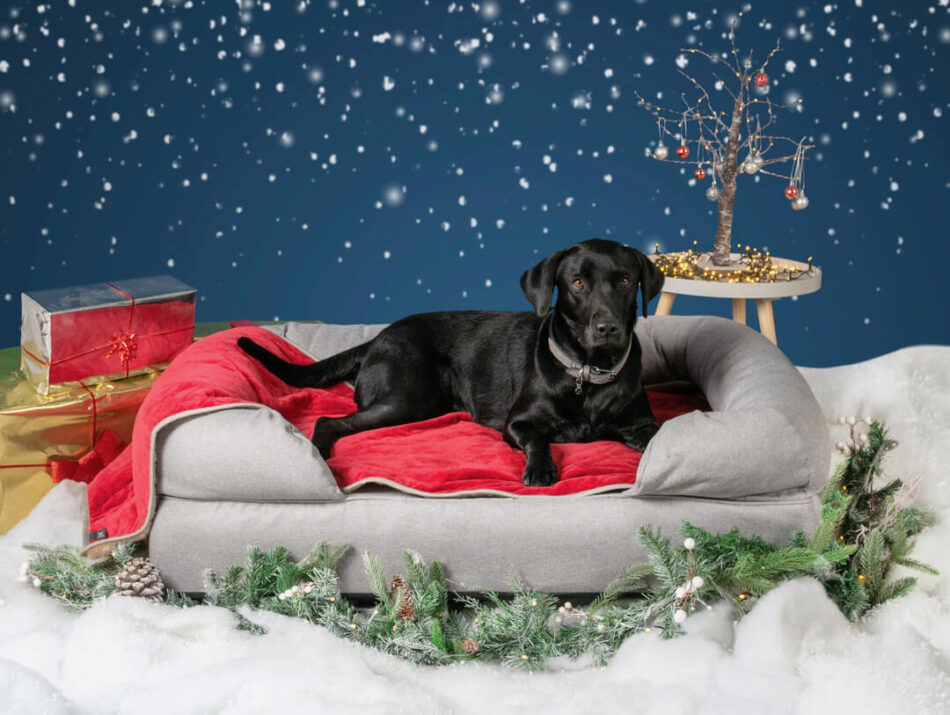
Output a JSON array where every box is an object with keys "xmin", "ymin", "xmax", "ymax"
[
  {"xmin": 633, "ymin": 250, "xmax": 665, "ymax": 318},
  {"xmin": 520, "ymin": 249, "xmax": 567, "ymax": 317}
]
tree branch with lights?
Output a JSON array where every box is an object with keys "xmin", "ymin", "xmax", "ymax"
[{"xmin": 638, "ymin": 23, "xmax": 813, "ymax": 268}]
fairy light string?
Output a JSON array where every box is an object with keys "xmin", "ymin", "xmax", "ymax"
[{"xmin": 653, "ymin": 241, "xmax": 815, "ymax": 284}]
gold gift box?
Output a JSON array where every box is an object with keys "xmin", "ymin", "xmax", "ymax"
[{"xmin": 0, "ymin": 368, "xmax": 159, "ymax": 533}]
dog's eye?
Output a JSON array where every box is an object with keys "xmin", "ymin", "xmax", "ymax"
[
  {"xmin": 619, "ymin": 275, "xmax": 631, "ymax": 287},
  {"xmin": 571, "ymin": 278, "xmax": 585, "ymax": 290}
]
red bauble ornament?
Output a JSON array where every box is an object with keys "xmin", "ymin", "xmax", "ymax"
[
  {"xmin": 785, "ymin": 185, "xmax": 800, "ymax": 199},
  {"xmin": 676, "ymin": 145, "xmax": 690, "ymax": 159},
  {"xmin": 754, "ymin": 72, "xmax": 769, "ymax": 87},
  {"xmin": 694, "ymin": 167, "xmax": 707, "ymax": 180}
]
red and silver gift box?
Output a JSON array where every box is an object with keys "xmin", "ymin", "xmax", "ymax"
[{"xmin": 20, "ymin": 275, "xmax": 196, "ymax": 395}]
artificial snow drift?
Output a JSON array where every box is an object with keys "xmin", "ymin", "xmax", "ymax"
[{"xmin": 1, "ymin": 346, "xmax": 948, "ymax": 714}]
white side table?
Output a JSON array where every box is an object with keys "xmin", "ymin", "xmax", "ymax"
[{"xmin": 650, "ymin": 254, "xmax": 822, "ymax": 346}]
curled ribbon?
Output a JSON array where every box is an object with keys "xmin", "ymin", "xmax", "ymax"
[{"xmin": 106, "ymin": 332, "xmax": 138, "ymax": 369}]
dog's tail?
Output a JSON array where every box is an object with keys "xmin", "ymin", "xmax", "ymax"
[{"xmin": 237, "ymin": 336, "xmax": 368, "ymax": 388}]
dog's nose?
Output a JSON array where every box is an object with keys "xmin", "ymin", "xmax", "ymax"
[{"xmin": 594, "ymin": 321, "xmax": 620, "ymax": 338}]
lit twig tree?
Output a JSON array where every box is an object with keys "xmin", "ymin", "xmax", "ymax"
[{"xmin": 637, "ymin": 23, "xmax": 813, "ymax": 267}]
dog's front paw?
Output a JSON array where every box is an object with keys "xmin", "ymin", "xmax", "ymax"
[
  {"xmin": 521, "ymin": 457, "xmax": 558, "ymax": 487},
  {"xmin": 624, "ymin": 421, "xmax": 660, "ymax": 452}
]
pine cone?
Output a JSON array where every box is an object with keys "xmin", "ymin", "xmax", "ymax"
[
  {"xmin": 461, "ymin": 638, "xmax": 479, "ymax": 654},
  {"xmin": 114, "ymin": 556, "xmax": 164, "ymax": 602},
  {"xmin": 389, "ymin": 575, "xmax": 415, "ymax": 621}
]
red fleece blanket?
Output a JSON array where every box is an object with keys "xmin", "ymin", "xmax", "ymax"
[{"xmin": 85, "ymin": 327, "xmax": 707, "ymax": 549}]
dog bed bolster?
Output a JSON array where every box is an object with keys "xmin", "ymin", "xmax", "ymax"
[
  {"xmin": 157, "ymin": 405, "xmax": 343, "ymax": 502},
  {"xmin": 629, "ymin": 316, "xmax": 829, "ymax": 499}
]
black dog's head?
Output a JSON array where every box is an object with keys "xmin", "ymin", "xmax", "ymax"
[{"xmin": 520, "ymin": 238, "xmax": 664, "ymax": 353}]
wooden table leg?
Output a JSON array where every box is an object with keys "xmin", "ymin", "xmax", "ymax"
[
  {"xmin": 756, "ymin": 299, "xmax": 777, "ymax": 345},
  {"xmin": 655, "ymin": 292, "xmax": 676, "ymax": 316},
  {"xmin": 731, "ymin": 298, "xmax": 746, "ymax": 324}
]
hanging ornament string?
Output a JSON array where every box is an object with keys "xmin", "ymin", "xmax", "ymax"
[
  {"xmin": 694, "ymin": 140, "xmax": 706, "ymax": 181},
  {"xmin": 790, "ymin": 138, "xmax": 809, "ymax": 210},
  {"xmin": 676, "ymin": 112, "xmax": 690, "ymax": 159},
  {"xmin": 706, "ymin": 150, "xmax": 721, "ymax": 202},
  {"xmin": 654, "ymin": 118, "xmax": 669, "ymax": 159},
  {"xmin": 743, "ymin": 118, "xmax": 764, "ymax": 175},
  {"xmin": 786, "ymin": 137, "xmax": 804, "ymax": 199}
]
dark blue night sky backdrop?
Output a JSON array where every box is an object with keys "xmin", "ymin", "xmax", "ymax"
[{"xmin": 1, "ymin": 0, "xmax": 947, "ymax": 368}]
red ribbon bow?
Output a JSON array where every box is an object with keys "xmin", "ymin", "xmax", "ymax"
[
  {"xmin": 106, "ymin": 331, "xmax": 139, "ymax": 369},
  {"xmin": 49, "ymin": 429, "xmax": 126, "ymax": 485}
]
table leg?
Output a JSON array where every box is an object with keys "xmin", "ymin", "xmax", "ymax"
[
  {"xmin": 756, "ymin": 299, "xmax": 777, "ymax": 345},
  {"xmin": 731, "ymin": 298, "xmax": 746, "ymax": 324},
  {"xmin": 655, "ymin": 292, "xmax": 676, "ymax": 316}
]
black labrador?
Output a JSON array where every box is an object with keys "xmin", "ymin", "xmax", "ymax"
[{"xmin": 238, "ymin": 238, "xmax": 665, "ymax": 487}]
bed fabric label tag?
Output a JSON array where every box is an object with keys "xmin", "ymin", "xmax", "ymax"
[{"xmin": 89, "ymin": 528, "xmax": 108, "ymax": 541}]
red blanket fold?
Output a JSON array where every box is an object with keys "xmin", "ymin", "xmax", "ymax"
[{"xmin": 85, "ymin": 327, "xmax": 707, "ymax": 549}]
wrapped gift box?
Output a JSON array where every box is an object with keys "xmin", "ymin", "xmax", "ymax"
[
  {"xmin": 0, "ymin": 366, "xmax": 159, "ymax": 533},
  {"xmin": 21, "ymin": 275, "xmax": 196, "ymax": 395}
]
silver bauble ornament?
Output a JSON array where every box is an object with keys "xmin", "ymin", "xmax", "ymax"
[
  {"xmin": 654, "ymin": 142, "xmax": 669, "ymax": 160},
  {"xmin": 706, "ymin": 184, "xmax": 721, "ymax": 201},
  {"xmin": 743, "ymin": 151, "xmax": 763, "ymax": 175},
  {"xmin": 791, "ymin": 194, "xmax": 809, "ymax": 211}
]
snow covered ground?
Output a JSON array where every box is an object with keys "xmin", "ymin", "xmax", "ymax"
[{"xmin": 1, "ymin": 346, "xmax": 948, "ymax": 714}]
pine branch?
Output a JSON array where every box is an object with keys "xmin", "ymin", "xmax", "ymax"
[
  {"xmin": 810, "ymin": 497, "xmax": 852, "ymax": 553},
  {"xmin": 296, "ymin": 542, "xmax": 349, "ymax": 573},
  {"xmin": 728, "ymin": 548, "xmax": 819, "ymax": 595},
  {"xmin": 638, "ymin": 526, "xmax": 681, "ymax": 588},
  {"xmin": 877, "ymin": 577, "xmax": 918, "ymax": 605},
  {"xmin": 820, "ymin": 543, "xmax": 859, "ymax": 566},
  {"xmin": 23, "ymin": 543, "xmax": 119, "ymax": 609},
  {"xmin": 362, "ymin": 552, "xmax": 393, "ymax": 612},
  {"xmin": 897, "ymin": 505, "xmax": 937, "ymax": 536},
  {"xmin": 588, "ymin": 563, "xmax": 653, "ymax": 613},
  {"xmin": 857, "ymin": 528, "xmax": 887, "ymax": 596},
  {"xmin": 891, "ymin": 557, "xmax": 940, "ymax": 577}
]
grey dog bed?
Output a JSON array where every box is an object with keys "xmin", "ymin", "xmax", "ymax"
[{"xmin": 148, "ymin": 315, "xmax": 831, "ymax": 594}]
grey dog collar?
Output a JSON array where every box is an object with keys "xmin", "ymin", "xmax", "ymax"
[{"xmin": 547, "ymin": 315, "xmax": 634, "ymax": 395}]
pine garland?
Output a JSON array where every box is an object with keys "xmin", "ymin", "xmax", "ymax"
[{"xmin": 20, "ymin": 420, "xmax": 938, "ymax": 669}]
